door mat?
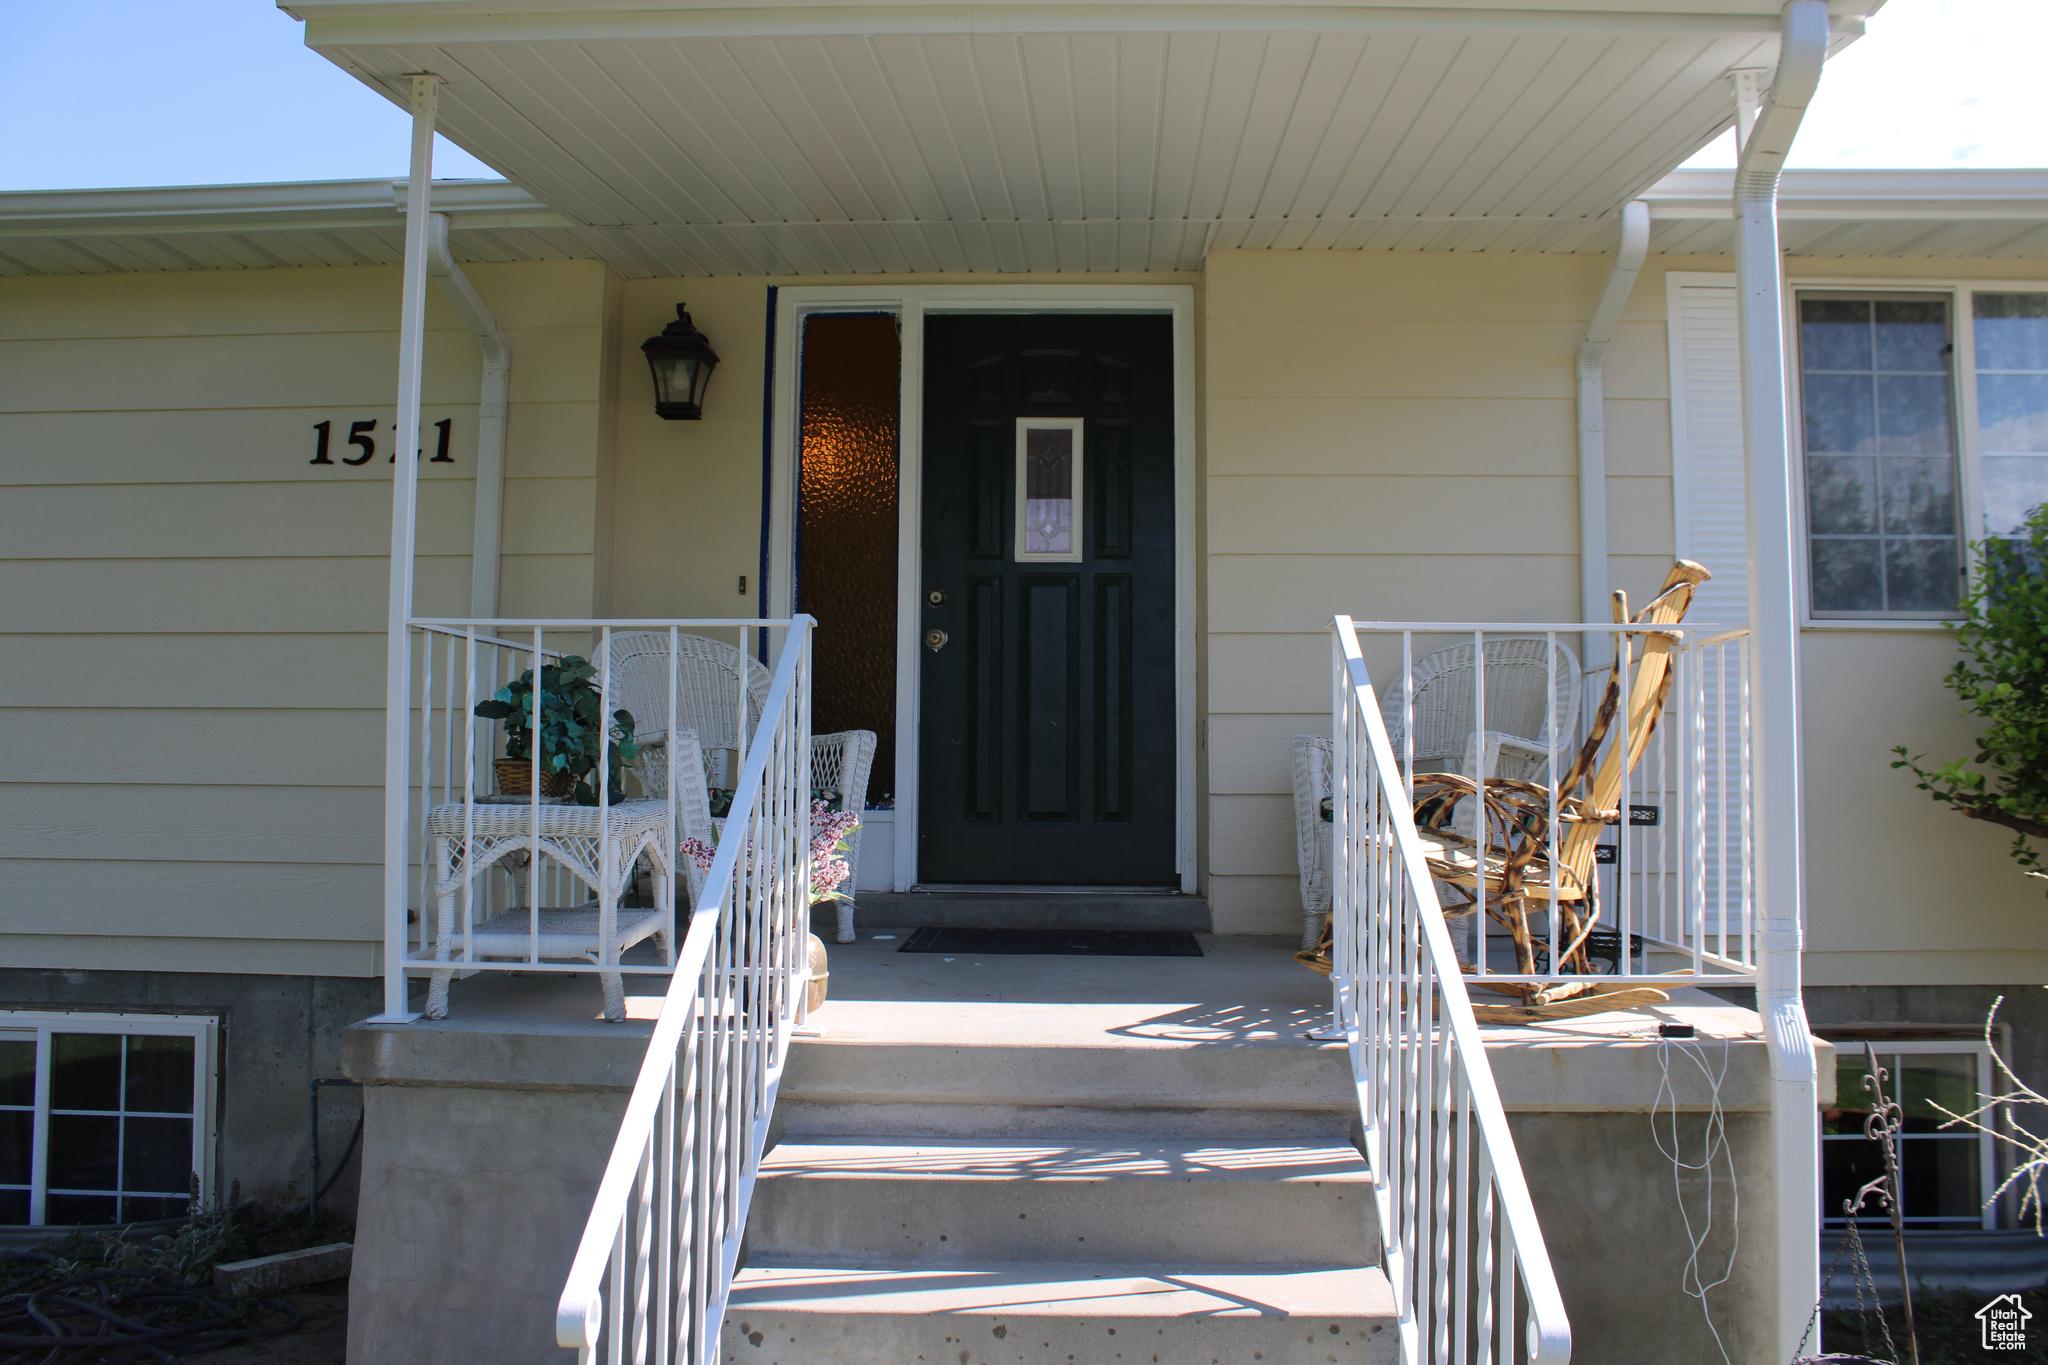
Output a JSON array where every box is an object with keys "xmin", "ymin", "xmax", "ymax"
[{"xmin": 896, "ymin": 927, "xmax": 1203, "ymax": 957}]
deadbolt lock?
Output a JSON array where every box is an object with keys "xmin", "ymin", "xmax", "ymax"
[
  {"xmin": 928, "ymin": 589, "xmax": 946, "ymax": 606},
  {"xmin": 925, "ymin": 628, "xmax": 950, "ymax": 652}
]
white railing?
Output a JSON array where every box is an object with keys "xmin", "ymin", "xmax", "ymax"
[
  {"xmin": 1328, "ymin": 616, "xmax": 1571, "ymax": 1365},
  {"xmin": 555, "ymin": 616, "xmax": 814, "ymax": 1364},
  {"xmin": 1347, "ymin": 621, "xmax": 1756, "ymax": 987},
  {"xmin": 392, "ymin": 618, "xmax": 790, "ymax": 1013}
]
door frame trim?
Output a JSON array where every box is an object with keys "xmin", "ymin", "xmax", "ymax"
[{"xmin": 768, "ymin": 284, "xmax": 1198, "ymax": 894}]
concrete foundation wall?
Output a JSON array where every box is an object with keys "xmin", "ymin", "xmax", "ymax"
[
  {"xmin": 1515, "ymin": 1111, "xmax": 1772, "ymax": 1365},
  {"xmin": 0, "ymin": 967, "xmax": 379, "ymax": 1214},
  {"xmin": 347, "ymin": 1082, "xmax": 625, "ymax": 1365}
]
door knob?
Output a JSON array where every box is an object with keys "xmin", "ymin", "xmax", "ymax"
[{"xmin": 925, "ymin": 629, "xmax": 950, "ymax": 652}]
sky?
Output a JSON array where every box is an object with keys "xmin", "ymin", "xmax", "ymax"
[
  {"xmin": 1680, "ymin": 0, "xmax": 2048, "ymax": 169},
  {"xmin": 0, "ymin": 0, "xmax": 2041, "ymax": 194}
]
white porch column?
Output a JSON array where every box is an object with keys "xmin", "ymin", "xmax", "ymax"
[
  {"xmin": 1732, "ymin": 5, "xmax": 1827, "ymax": 1357},
  {"xmin": 377, "ymin": 73, "xmax": 440, "ymax": 1021}
]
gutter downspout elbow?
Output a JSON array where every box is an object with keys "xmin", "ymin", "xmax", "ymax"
[
  {"xmin": 1576, "ymin": 198, "xmax": 1650, "ymax": 674},
  {"xmin": 1728, "ymin": 5, "xmax": 1828, "ymax": 1360},
  {"xmin": 426, "ymin": 213, "xmax": 512, "ymax": 620}
]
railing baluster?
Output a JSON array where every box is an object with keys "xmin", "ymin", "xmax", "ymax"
[{"xmin": 1331, "ymin": 616, "xmax": 1572, "ymax": 1365}]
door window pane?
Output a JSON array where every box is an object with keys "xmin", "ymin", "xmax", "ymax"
[
  {"xmin": 1974, "ymin": 295, "xmax": 2048, "ymax": 536},
  {"xmin": 1024, "ymin": 429, "xmax": 1075, "ymax": 554},
  {"xmin": 1014, "ymin": 421, "xmax": 1084, "ymax": 562},
  {"xmin": 1800, "ymin": 297, "xmax": 1960, "ymax": 615}
]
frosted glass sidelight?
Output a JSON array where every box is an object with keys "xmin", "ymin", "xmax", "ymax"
[
  {"xmin": 797, "ymin": 313, "xmax": 900, "ymax": 801},
  {"xmin": 1975, "ymin": 294, "xmax": 2048, "ymax": 537},
  {"xmin": 1015, "ymin": 419, "xmax": 1084, "ymax": 562}
]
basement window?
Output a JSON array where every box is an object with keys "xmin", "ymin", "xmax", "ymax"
[
  {"xmin": 1821, "ymin": 1039, "xmax": 1998, "ymax": 1230},
  {"xmin": 0, "ymin": 1012, "xmax": 217, "ymax": 1226}
]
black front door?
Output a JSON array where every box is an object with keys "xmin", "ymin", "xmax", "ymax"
[{"xmin": 917, "ymin": 313, "xmax": 1176, "ymax": 886}]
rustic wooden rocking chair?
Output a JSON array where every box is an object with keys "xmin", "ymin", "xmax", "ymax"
[
  {"xmin": 1300, "ymin": 560, "xmax": 1711, "ymax": 1023},
  {"xmin": 1407, "ymin": 560, "xmax": 1709, "ymax": 1013}
]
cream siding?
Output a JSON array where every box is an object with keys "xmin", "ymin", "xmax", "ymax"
[
  {"xmin": 1202, "ymin": 248, "xmax": 1675, "ymax": 934},
  {"xmin": 0, "ymin": 260, "xmax": 615, "ymax": 976},
  {"xmin": 3, "ymin": 243, "xmax": 2041, "ymax": 994}
]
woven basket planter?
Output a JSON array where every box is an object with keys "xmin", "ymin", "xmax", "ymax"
[{"xmin": 494, "ymin": 758, "xmax": 577, "ymax": 799}]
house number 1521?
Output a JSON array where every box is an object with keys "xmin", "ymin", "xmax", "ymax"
[{"xmin": 310, "ymin": 418, "xmax": 456, "ymax": 466}]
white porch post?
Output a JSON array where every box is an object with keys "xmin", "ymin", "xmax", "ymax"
[
  {"xmin": 377, "ymin": 73, "xmax": 440, "ymax": 1021},
  {"xmin": 1732, "ymin": 4, "xmax": 1827, "ymax": 1357}
]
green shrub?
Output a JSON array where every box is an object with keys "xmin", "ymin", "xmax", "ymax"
[{"xmin": 1893, "ymin": 502, "xmax": 2048, "ymax": 889}]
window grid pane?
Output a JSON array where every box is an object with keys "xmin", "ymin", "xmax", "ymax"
[
  {"xmin": 1974, "ymin": 293, "xmax": 2048, "ymax": 537},
  {"xmin": 1822, "ymin": 1048, "xmax": 1993, "ymax": 1228},
  {"xmin": 1801, "ymin": 296, "xmax": 1961, "ymax": 616},
  {"xmin": 9, "ymin": 1027, "xmax": 204, "ymax": 1227}
]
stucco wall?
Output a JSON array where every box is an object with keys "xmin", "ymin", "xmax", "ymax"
[{"xmin": 0, "ymin": 260, "xmax": 615, "ymax": 977}]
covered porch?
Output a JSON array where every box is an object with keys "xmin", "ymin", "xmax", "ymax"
[{"xmin": 299, "ymin": 0, "xmax": 1867, "ymax": 1361}]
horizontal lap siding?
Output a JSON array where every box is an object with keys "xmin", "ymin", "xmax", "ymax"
[
  {"xmin": 1200, "ymin": 249, "xmax": 1672, "ymax": 935},
  {"xmin": 0, "ymin": 260, "xmax": 613, "ymax": 976}
]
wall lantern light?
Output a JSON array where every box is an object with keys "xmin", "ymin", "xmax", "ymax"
[{"xmin": 642, "ymin": 303, "xmax": 721, "ymax": 420}]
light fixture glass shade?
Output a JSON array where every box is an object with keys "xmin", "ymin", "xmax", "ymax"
[{"xmin": 642, "ymin": 304, "xmax": 720, "ymax": 419}]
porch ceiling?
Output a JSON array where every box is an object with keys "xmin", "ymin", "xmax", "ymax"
[{"xmin": 286, "ymin": 0, "xmax": 1876, "ymax": 275}]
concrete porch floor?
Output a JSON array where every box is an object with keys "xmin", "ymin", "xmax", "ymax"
[{"xmin": 800, "ymin": 927, "xmax": 1789, "ymax": 1116}]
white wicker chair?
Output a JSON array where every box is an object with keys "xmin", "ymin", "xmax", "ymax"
[
  {"xmin": 812, "ymin": 729, "xmax": 877, "ymax": 943},
  {"xmin": 1290, "ymin": 734, "xmax": 1334, "ymax": 951},
  {"xmin": 1379, "ymin": 636, "xmax": 1581, "ymax": 782},
  {"xmin": 606, "ymin": 633, "xmax": 877, "ymax": 936},
  {"xmin": 607, "ymin": 631, "xmax": 769, "ymax": 792},
  {"xmin": 1294, "ymin": 639, "xmax": 1580, "ymax": 962}
]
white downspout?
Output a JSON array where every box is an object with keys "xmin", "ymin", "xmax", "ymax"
[
  {"xmin": 1733, "ymin": 4, "xmax": 1828, "ymax": 1358},
  {"xmin": 1577, "ymin": 198, "xmax": 1650, "ymax": 674},
  {"xmin": 425, "ymin": 213, "xmax": 512, "ymax": 619},
  {"xmin": 377, "ymin": 73, "xmax": 439, "ymax": 1023}
]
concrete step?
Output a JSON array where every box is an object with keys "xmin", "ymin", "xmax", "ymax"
[
  {"xmin": 843, "ymin": 891, "xmax": 1211, "ymax": 932},
  {"xmin": 747, "ymin": 1138, "xmax": 1380, "ymax": 1267},
  {"xmin": 780, "ymin": 998, "xmax": 1356, "ymax": 1143},
  {"xmin": 722, "ymin": 1260, "xmax": 1399, "ymax": 1365}
]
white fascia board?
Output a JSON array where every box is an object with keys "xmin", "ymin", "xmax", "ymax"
[
  {"xmin": 297, "ymin": 0, "xmax": 1878, "ymax": 46},
  {"xmin": 0, "ymin": 178, "xmax": 571, "ymax": 238},
  {"xmin": 1644, "ymin": 168, "xmax": 2048, "ymax": 221}
]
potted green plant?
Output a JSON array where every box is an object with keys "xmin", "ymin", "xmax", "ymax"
[{"xmin": 474, "ymin": 657, "xmax": 641, "ymax": 806}]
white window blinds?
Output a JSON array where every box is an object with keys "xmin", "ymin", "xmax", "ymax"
[{"xmin": 1666, "ymin": 272, "xmax": 1750, "ymax": 628}]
